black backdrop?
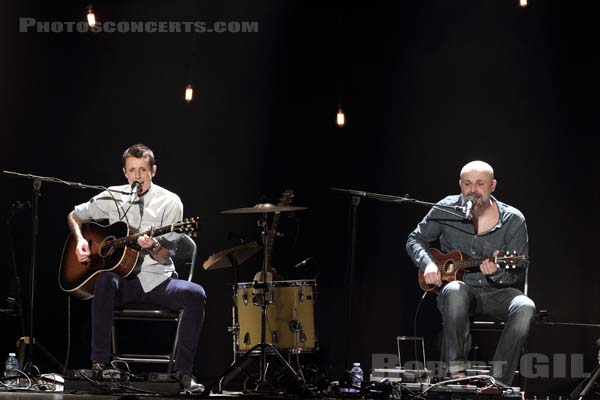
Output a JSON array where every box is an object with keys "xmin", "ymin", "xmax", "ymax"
[{"xmin": 1, "ymin": 0, "xmax": 599, "ymax": 394}]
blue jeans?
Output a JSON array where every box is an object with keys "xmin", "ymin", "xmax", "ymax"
[
  {"xmin": 437, "ymin": 281, "xmax": 535, "ymax": 385},
  {"xmin": 91, "ymin": 272, "xmax": 207, "ymax": 373}
]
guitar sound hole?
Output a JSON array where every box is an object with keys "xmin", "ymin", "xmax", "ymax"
[
  {"xmin": 444, "ymin": 262, "xmax": 454, "ymax": 273},
  {"xmin": 99, "ymin": 246, "xmax": 109, "ymax": 257},
  {"xmin": 100, "ymin": 236, "xmax": 116, "ymax": 257}
]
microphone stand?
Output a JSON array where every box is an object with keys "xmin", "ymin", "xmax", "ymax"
[
  {"xmin": 4, "ymin": 202, "xmax": 28, "ymax": 366},
  {"xmin": 330, "ymin": 188, "xmax": 465, "ymax": 376},
  {"xmin": 1, "ymin": 170, "xmax": 130, "ymax": 372}
]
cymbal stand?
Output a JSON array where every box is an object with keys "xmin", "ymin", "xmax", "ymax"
[
  {"xmin": 254, "ymin": 215, "xmax": 301, "ymax": 390},
  {"xmin": 205, "ymin": 214, "xmax": 301, "ymax": 395}
]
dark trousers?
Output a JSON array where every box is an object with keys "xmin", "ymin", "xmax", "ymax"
[
  {"xmin": 91, "ymin": 272, "xmax": 206, "ymax": 373},
  {"xmin": 437, "ymin": 281, "xmax": 535, "ymax": 385}
]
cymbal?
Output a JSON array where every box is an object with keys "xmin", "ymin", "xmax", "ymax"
[
  {"xmin": 202, "ymin": 241, "xmax": 261, "ymax": 270},
  {"xmin": 221, "ymin": 203, "xmax": 308, "ymax": 214}
]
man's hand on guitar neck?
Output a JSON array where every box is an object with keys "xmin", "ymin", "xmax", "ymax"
[
  {"xmin": 480, "ymin": 250, "xmax": 500, "ymax": 275},
  {"xmin": 423, "ymin": 263, "xmax": 442, "ymax": 287}
]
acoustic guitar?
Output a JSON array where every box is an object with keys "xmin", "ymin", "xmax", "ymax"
[
  {"xmin": 59, "ymin": 218, "xmax": 199, "ymax": 300},
  {"xmin": 417, "ymin": 248, "xmax": 528, "ymax": 292}
]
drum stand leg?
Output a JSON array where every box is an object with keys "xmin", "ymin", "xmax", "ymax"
[
  {"xmin": 289, "ymin": 308, "xmax": 306, "ymax": 381},
  {"xmin": 218, "ymin": 302, "xmax": 239, "ymax": 394},
  {"xmin": 217, "ymin": 257, "xmax": 242, "ymax": 394}
]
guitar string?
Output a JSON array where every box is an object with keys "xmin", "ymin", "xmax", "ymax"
[{"xmin": 100, "ymin": 219, "xmax": 196, "ymax": 252}]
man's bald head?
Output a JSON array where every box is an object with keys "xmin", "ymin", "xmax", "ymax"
[{"xmin": 460, "ymin": 160, "xmax": 494, "ymax": 180}]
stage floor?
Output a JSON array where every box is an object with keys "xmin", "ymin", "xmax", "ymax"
[
  {"xmin": 0, "ymin": 370, "xmax": 579, "ymax": 400},
  {"xmin": 0, "ymin": 386, "xmax": 573, "ymax": 400}
]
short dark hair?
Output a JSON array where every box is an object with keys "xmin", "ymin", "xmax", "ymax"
[{"xmin": 122, "ymin": 143, "xmax": 156, "ymax": 168}]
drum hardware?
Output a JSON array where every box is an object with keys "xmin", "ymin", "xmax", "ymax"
[
  {"xmin": 205, "ymin": 204, "xmax": 309, "ymax": 395},
  {"xmin": 298, "ymin": 289, "xmax": 305, "ymax": 303},
  {"xmin": 227, "ymin": 306, "xmax": 240, "ymax": 369},
  {"xmin": 289, "ymin": 309, "xmax": 307, "ymax": 381},
  {"xmin": 227, "ymin": 324, "xmax": 239, "ymax": 338}
]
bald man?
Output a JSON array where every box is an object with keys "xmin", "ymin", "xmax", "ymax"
[{"xmin": 406, "ymin": 161, "xmax": 535, "ymax": 387}]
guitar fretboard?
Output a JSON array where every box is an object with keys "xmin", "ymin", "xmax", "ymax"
[
  {"xmin": 452, "ymin": 256, "xmax": 527, "ymax": 269},
  {"xmin": 453, "ymin": 258, "xmax": 490, "ymax": 269},
  {"xmin": 102, "ymin": 225, "xmax": 174, "ymax": 251}
]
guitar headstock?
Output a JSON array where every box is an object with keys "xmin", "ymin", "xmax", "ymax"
[
  {"xmin": 173, "ymin": 217, "xmax": 200, "ymax": 237},
  {"xmin": 497, "ymin": 251, "xmax": 529, "ymax": 269},
  {"xmin": 278, "ymin": 189, "xmax": 295, "ymax": 206}
]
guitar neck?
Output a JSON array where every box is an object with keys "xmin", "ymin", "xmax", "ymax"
[
  {"xmin": 264, "ymin": 190, "xmax": 294, "ymax": 270},
  {"xmin": 265, "ymin": 214, "xmax": 281, "ymax": 269},
  {"xmin": 109, "ymin": 224, "xmax": 175, "ymax": 250},
  {"xmin": 454, "ymin": 257, "xmax": 492, "ymax": 270}
]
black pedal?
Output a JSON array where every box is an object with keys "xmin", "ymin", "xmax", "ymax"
[
  {"xmin": 64, "ymin": 369, "xmax": 180, "ymax": 395},
  {"xmin": 100, "ymin": 368, "xmax": 129, "ymax": 382},
  {"xmin": 148, "ymin": 372, "xmax": 179, "ymax": 382}
]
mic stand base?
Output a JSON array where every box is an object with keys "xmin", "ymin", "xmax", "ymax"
[
  {"xmin": 570, "ymin": 363, "xmax": 600, "ymax": 400},
  {"xmin": 18, "ymin": 337, "xmax": 65, "ymax": 373}
]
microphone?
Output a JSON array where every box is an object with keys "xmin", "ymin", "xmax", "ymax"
[
  {"xmin": 463, "ymin": 196, "xmax": 475, "ymax": 219},
  {"xmin": 130, "ymin": 181, "xmax": 141, "ymax": 202},
  {"xmin": 292, "ymin": 257, "xmax": 313, "ymax": 269}
]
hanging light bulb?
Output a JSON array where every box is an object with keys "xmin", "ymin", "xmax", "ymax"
[
  {"xmin": 336, "ymin": 106, "xmax": 346, "ymax": 128},
  {"xmin": 185, "ymin": 84, "xmax": 194, "ymax": 103},
  {"xmin": 519, "ymin": 0, "xmax": 527, "ymax": 7},
  {"xmin": 86, "ymin": 6, "xmax": 96, "ymax": 28}
]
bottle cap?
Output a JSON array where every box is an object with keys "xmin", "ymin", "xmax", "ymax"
[
  {"xmin": 353, "ymin": 362, "xmax": 360, "ymax": 366},
  {"xmin": 8, "ymin": 353, "xmax": 16, "ymax": 357}
]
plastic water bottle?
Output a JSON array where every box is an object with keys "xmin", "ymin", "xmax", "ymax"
[
  {"xmin": 4, "ymin": 353, "xmax": 19, "ymax": 377},
  {"xmin": 350, "ymin": 362, "xmax": 364, "ymax": 388}
]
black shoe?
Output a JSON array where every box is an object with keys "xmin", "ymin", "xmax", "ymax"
[
  {"xmin": 90, "ymin": 361, "xmax": 106, "ymax": 380},
  {"xmin": 91, "ymin": 361, "xmax": 106, "ymax": 371},
  {"xmin": 178, "ymin": 372, "xmax": 205, "ymax": 394}
]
